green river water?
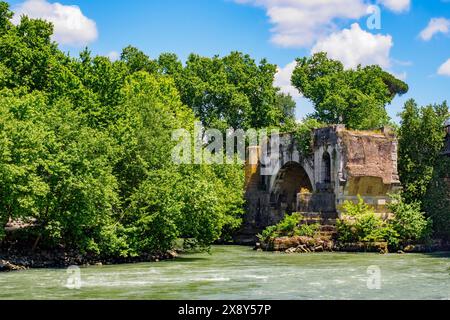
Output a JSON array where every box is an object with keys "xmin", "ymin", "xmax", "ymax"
[{"xmin": 1, "ymin": 246, "xmax": 449, "ymax": 300}]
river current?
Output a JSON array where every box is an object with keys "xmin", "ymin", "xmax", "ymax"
[{"xmin": 1, "ymin": 246, "xmax": 449, "ymax": 300}]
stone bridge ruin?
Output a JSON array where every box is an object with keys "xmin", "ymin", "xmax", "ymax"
[{"xmin": 238, "ymin": 125, "xmax": 402, "ymax": 243}]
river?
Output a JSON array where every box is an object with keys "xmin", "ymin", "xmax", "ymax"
[{"xmin": 1, "ymin": 246, "xmax": 449, "ymax": 300}]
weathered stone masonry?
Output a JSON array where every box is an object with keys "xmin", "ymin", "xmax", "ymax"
[{"xmin": 239, "ymin": 125, "xmax": 401, "ymax": 241}]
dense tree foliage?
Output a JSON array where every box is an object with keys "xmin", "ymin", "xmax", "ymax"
[
  {"xmin": 337, "ymin": 195, "xmax": 431, "ymax": 248},
  {"xmin": 0, "ymin": 3, "xmax": 253, "ymax": 256},
  {"xmin": 398, "ymin": 99, "xmax": 449, "ymax": 204},
  {"xmin": 170, "ymin": 52, "xmax": 297, "ymax": 131},
  {"xmin": 291, "ymin": 52, "xmax": 408, "ymax": 130},
  {"xmin": 424, "ymin": 157, "xmax": 450, "ymax": 239}
]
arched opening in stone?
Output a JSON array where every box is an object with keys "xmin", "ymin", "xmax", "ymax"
[
  {"xmin": 273, "ymin": 162, "xmax": 313, "ymax": 214},
  {"xmin": 322, "ymin": 152, "xmax": 331, "ymax": 184}
]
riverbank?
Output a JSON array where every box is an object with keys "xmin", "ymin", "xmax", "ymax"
[
  {"xmin": 0, "ymin": 247, "xmax": 178, "ymax": 272},
  {"xmin": 256, "ymin": 236, "xmax": 450, "ymax": 255},
  {"xmin": 2, "ymin": 236, "xmax": 450, "ymax": 272}
]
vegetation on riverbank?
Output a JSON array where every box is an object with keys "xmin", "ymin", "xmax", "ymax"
[
  {"xmin": 0, "ymin": 2, "xmax": 258, "ymax": 258},
  {"xmin": 336, "ymin": 194, "xmax": 432, "ymax": 250},
  {"xmin": 257, "ymin": 213, "xmax": 321, "ymax": 244},
  {"xmin": 0, "ymin": 2, "xmax": 449, "ymax": 267},
  {"xmin": 258, "ymin": 194, "xmax": 438, "ymax": 254}
]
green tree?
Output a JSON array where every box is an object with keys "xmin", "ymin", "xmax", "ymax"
[
  {"xmin": 157, "ymin": 52, "xmax": 183, "ymax": 76},
  {"xmin": 120, "ymin": 45, "xmax": 158, "ymax": 74},
  {"xmin": 0, "ymin": 91, "xmax": 49, "ymax": 236},
  {"xmin": 398, "ymin": 99, "xmax": 449, "ymax": 203},
  {"xmin": 0, "ymin": 90, "xmax": 124, "ymax": 254},
  {"xmin": 0, "ymin": 1, "xmax": 257, "ymax": 257},
  {"xmin": 275, "ymin": 93, "xmax": 297, "ymax": 128},
  {"xmin": 112, "ymin": 72, "xmax": 245, "ymax": 253},
  {"xmin": 0, "ymin": 2, "xmax": 12, "ymax": 34},
  {"xmin": 337, "ymin": 196, "xmax": 399, "ymax": 246},
  {"xmin": 291, "ymin": 52, "xmax": 408, "ymax": 130},
  {"xmin": 177, "ymin": 52, "xmax": 295, "ymax": 131},
  {"xmin": 70, "ymin": 49, "xmax": 130, "ymax": 127},
  {"xmin": 424, "ymin": 157, "xmax": 450, "ymax": 238},
  {"xmin": 0, "ymin": 15, "xmax": 61, "ymax": 91}
]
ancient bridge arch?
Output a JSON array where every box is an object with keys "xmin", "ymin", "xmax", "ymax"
[
  {"xmin": 269, "ymin": 158, "xmax": 315, "ymax": 194},
  {"xmin": 269, "ymin": 161, "xmax": 314, "ymax": 215}
]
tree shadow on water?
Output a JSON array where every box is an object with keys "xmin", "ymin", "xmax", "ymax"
[{"xmin": 422, "ymin": 251, "xmax": 450, "ymax": 259}]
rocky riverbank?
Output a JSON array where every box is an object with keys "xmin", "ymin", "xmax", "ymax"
[
  {"xmin": 0, "ymin": 259, "xmax": 27, "ymax": 272},
  {"xmin": 0, "ymin": 248, "xmax": 178, "ymax": 272},
  {"xmin": 256, "ymin": 236, "xmax": 450, "ymax": 254},
  {"xmin": 257, "ymin": 236, "xmax": 335, "ymax": 253},
  {"xmin": 3, "ymin": 237, "xmax": 449, "ymax": 272}
]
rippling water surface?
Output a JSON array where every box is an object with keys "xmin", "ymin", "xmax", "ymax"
[{"xmin": 1, "ymin": 246, "xmax": 449, "ymax": 300}]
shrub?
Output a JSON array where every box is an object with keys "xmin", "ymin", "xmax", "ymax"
[
  {"xmin": 295, "ymin": 223, "xmax": 320, "ymax": 238},
  {"xmin": 292, "ymin": 118, "xmax": 326, "ymax": 155},
  {"xmin": 277, "ymin": 213, "xmax": 303, "ymax": 236},
  {"xmin": 337, "ymin": 196, "xmax": 399, "ymax": 246},
  {"xmin": 258, "ymin": 213, "xmax": 320, "ymax": 242},
  {"xmin": 337, "ymin": 194, "xmax": 433, "ymax": 248},
  {"xmin": 259, "ymin": 225, "xmax": 279, "ymax": 243},
  {"xmin": 388, "ymin": 193, "xmax": 432, "ymax": 243}
]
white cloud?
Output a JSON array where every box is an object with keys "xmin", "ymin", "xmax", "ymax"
[
  {"xmin": 235, "ymin": 0, "xmax": 368, "ymax": 47},
  {"xmin": 377, "ymin": 0, "xmax": 410, "ymax": 12},
  {"xmin": 311, "ymin": 23, "xmax": 393, "ymax": 69},
  {"xmin": 107, "ymin": 51, "xmax": 120, "ymax": 62},
  {"xmin": 438, "ymin": 58, "xmax": 450, "ymax": 76},
  {"xmin": 12, "ymin": 0, "xmax": 98, "ymax": 47},
  {"xmin": 419, "ymin": 18, "xmax": 450, "ymax": 41},
  {"xmin": 274, "ymin": 60, "xmax": 300, "ymax": 98},
  {"xmin": 235, "ymin": 0, "xmax": 409, "ymax": 48},
  {"xmin": 392, "ymin": 71, "xmax": 407, "ymax": 81}
]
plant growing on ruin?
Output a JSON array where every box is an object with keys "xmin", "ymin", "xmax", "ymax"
[
  {"xmin": 291, "ymin": 118, "xmax": 327, "ymax": 156},
  {"xmin": 295, "ymin": 223, "xmax": 320, "ymax": 238},
  {"xmin": 258, "ymin": 213, "xmax": 320, "ymax": 242}
]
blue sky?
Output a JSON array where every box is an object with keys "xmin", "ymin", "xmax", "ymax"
[{"xmin": 6, "ymin": 0, "xmax": 450, "ymax": 122}]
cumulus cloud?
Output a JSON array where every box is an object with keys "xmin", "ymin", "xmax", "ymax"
[
  {"xmin": 274, "ymin": 61, "xmax": 300, "ymax": 98},
  {"xmin": 235, "ymin": 0, "xmax": 409, "ymax": 48},
  {"xmin": 12, "ymin": 0, "xmax": 98, "ymax": 46},
  {"xmin": 311, "ymin": 23, "xmax": 393, "ymax": 69},
  {"xmin": 235, "ymin": 0, "xmax": 368, "ymax": 47},
  {"xmin": 107, "ymin": 51, "xmax": 120, "ymax": 62},
  {"xmin": 419, "ymin": 18, "xmax": 450, "ymax": 41},
  {"xmin": 438, "ymin": 58, "xmax": 450, "ymax": 76},
  {"xmin": 377, "ymin": 0, "xmax": 410, "ymax": 12}
]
